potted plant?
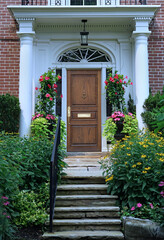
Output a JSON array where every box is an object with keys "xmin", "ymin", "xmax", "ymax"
[{"xmin": 103, "ymin": 111, "xmax": 138, "ymax": 143}]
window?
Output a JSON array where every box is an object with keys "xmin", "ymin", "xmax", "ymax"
[
  {"xmin": 71, "ymin": 0, "xmax": 97, "ymax": 5},
  {"xmin": 58, "ymin": 48, "xmax": 111, "ymax": 63}
]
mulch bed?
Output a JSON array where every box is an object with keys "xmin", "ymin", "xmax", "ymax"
[{"xmin": 13, "ymin": 226, "xmax": 44, "ymax": 240}]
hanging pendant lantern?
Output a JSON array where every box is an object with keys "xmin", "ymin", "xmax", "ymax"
[{"xmin": 80, "ymin": 20, "xmax": 89, "ymax": 46}]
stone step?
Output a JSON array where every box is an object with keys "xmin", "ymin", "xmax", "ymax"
[
  {"xmin": 57, "ymin": 184, "xmax": 107, "ymax": 195},
  {"xmin": 43, "ymin": 230, "xmax": 124, "ymax": 240},
  {"xmin": 55, "ymin": 195, "xmax": 117, "ymax": 207},
  {"xmin": 54, "ymin": 206, "xmax": 120, "ymax": 219},
  {"xmin": 61, "ymin": 175, "xmax": 105, "ymax": 184},
  {"xmin": 51, "ymin": 219, "xmax": 121, "ymax": 231}
]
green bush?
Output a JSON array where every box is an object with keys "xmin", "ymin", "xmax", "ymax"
[
  {"xmin": 100, "ymin": 131, "xmax": 164, "ymax": 208},
  {"xmin": 31, "ymin": 117, "xmax": 53, "ymax": 138},
  {"xmin": 141, "ymin": 90, "xmax": 164, "ymax": 134},
  {"xmin": 0, "ymin": 133, "xmax": 67, "ymax": 192},
  {"xmin": 12, "ymin": 189, "xmax": 48, "ymax": 227},
  {"xmin": 0, "ymin": 94, "xmax": 20, "ymax": 133}
]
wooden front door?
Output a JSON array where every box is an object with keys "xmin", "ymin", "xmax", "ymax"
[{"xmin": 67, "ymin": 70, "xmax": 101, "ymax": 152}]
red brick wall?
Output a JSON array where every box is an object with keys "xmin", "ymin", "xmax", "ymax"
[
  {"xmin": 0, "ymin": 1, "xmax": 20, "ymax": 97},
  {"xmin": 0, "ymin": 0, "xmax": 163, "ymax": 98},
  {"xmin": 148, "ymin": 0, "xmax": 164, "ymax": 94}
]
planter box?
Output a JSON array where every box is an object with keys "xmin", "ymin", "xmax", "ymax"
[{"xmin": 123, "ymin": 217, "xmax": 164, "ymax": 240}]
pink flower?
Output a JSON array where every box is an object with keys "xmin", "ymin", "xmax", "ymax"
[
  {"xmin": 2, "ymin": 196, "xmax": 8, "ymax": 200},
  {"xmin": 47, "ymin": 84, "xmax": 51, "ymax": 89},
  {"xmin": 160, "ymin": 191, "xmax": 164, "ymax": 197},
  {"xmin": 114, "ymin": 74, "xmax": 118, "ymax": 79},
  {"xmin": 45, "ymin": 76, "xmax": 50, "ymax": 80},
  {"xmin": 159, "ymin": 181, "xmax": 164, "ymax": 187},
  {"xmin": 3, "ymin": 201, "xmax": 10, "ymax": 206},
  {"xmin": 39, "ymin": 78, "xmax": 43, "ymax": 82},
  {"xmin": 104, "ymin": 80, "xmax": 108, "ymax": 86},
  {"xmin": 149, "ymin": 203, "xmax": 154, "ymax": 209},
  {"xmin": 35, "ymin": 87, "xmax": 38, "ymax": 90},
  {"xmin": 137, "ymin": 203, "xmax": 142, "ymax": 208},
  {"xmin": 125, "ymin": 76, "xmax": 128, "ymax": 79},
  {"xmin": 7, "ymin": 216, "xmax": 11, "ymax": 219},
  {"xmin": 128, "ymin": 112, "xmax": 133, "ymax": 116},
  {"xmin": 120, "ymin": 79, "xmax": 122, "ymax": 83},
  {"xmin": 115, "ymin": 92, "xmax": 117, "ymax": 95},
  {"xmin": 116, "ymin": 81, "xmax": 119, "ymax": 84},
  {"xmin": 49, "ymin": 97, "xmax": 53, "ymax": 101},
  {"xmin": 131, "ymin": 206, "xmax": 135, "ymax": 211},
  {"xmin": 46, "ymin": 93, "xmax": 50, "ymax": 98},
  {"xmin": 54, "ymin": 84, "xmax": 58, "ymax": 88},
  {"xmin": 114, "ymin": 118, "xmax": 121, "ymax": 121},
  {"xmin": 58, "ymin": 75, "xmax": 62, "ymax": 80},
  {"xmin": 130, "ymin": 82, "xmax": 133, "ymax": 85},
  {"xmin": 54, "ymin": 89, "xmax": 57, "ymax": 93},
  {"xmin": 124, "ymin": 81, "xmax": 126, "ymax": 84},
  {"xmin": 61, "ymin": 94, "xmax": 63, "ymax": 98}
]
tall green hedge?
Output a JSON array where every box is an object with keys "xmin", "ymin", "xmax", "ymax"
[{"xmin": 0, "ymin": 94, "xmax": 20, "ymax": 132}]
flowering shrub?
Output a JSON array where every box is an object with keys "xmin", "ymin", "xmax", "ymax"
[
  {"xmin": 122, "ymin": 202, "xmax": 164, "ymax": 226},
  {"xmin": 100, "ymin": 130, "xmax": 164, "ymax": 208},
  {"xmin": 0, "ymin": 196, "xmax": 14, "ymax": 239},
  {"xmin": 103, "ymin": 112, "xmax": 138, "ymax": 143},
  {"xmin": 35, "ymin": 68, "xmax": 61, "ymax": 115},
  {"xmin": 105, "ymin": 71, "xmax": 133, "ymax": 111}
]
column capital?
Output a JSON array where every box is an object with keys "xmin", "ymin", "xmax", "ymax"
[
  {"xmin": 16, "ymin": 17, "xmax": 36, "ymax": 36},
  {"xmin": 132, "ymin": 17, "xmax": 151, "ymax": 37}
]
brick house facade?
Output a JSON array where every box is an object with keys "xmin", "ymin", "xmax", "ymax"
[{"xmin": 0, "ymin": 1, "xmax": 163, "ymax": 151}]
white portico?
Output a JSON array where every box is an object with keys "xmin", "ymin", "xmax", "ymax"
[{"xmin": 8, "ymin": 3, "xmax": 160, "ymax": 151}]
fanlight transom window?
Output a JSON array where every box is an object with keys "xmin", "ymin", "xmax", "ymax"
[{"xmin": 58, "ymin": 48, "xmax": 111, "ymax": 63}]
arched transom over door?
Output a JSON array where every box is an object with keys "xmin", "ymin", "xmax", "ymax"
[{"xmin": 58, "ymin": 48, "xmax": 111, "ymax": 152}]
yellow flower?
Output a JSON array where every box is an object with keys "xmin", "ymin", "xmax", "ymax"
[
  {"xmin": 148, "ymin": 142, "xmax": 154, "ymax": 145},
  {"xmin": 156, "ymin": 140, "xmax": 161, "ymax": 143},
  {"xmin": 159, "ymin": 158, "xmax": 164, "ymax": 162},
  {"xmin": 125, "ymin": 162, "xmax": 128, "ymax": 165},
  {"xmin": 127, "ymin": 153, "xmax": 131, "ymax": 156},
  {"xmin": 139, "ymin": 142, "xmax": 144, "ymax": 145},
  {"xmin": 145, "ymin": 167, "xmax": 151, "ymax": 170},
  {"xmin": 143, "ymin": 145, "xmax": 148, "ymax": 148},
  {"xmin": 137, "ymin": 162, "xmax": 142, "ymax": 165},
  {"xmin": 129, "ymin": 142, "xmax": 133, "ymax": 145},
  {"xmin": 141, "ymin": 155, "xmax": 146, "ymax": 158},
  {"xmin": 126, "ymin": 147, "xmax": 130, "ymax": 149},
  {"xmin": 159, "ymin": 145, "xmax": 163, "ymax": 147},
  {"xmin": 132, "ymin": 164, "xmax": 136, "ymax": 168},
  {"xmin": 105, "ymin": 175, "xmax": 114, "ymax": 181},
  {"xmin": 142, "ymin": 171, "xmax": 147, "ymax": 173}
]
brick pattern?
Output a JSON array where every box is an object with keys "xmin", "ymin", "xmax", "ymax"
[
  {"xmin": 0, "ymin": 1, "xmax": 20, "ymax": 97},
  {"xmin": 148, "ymin": 0, "xmax": 164, "ymax": 93},
  {"xmin": 0, "ymin": 0, "xmax": 163, "ymax": 98}
]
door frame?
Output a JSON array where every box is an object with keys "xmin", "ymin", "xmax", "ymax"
[
  {"xmin": 54, "ymin": 63, "xmax": 113, "ymax": 152},
  {"xmin": 67, "ymin": 69, "xmax": 101, "ymax": 152}
]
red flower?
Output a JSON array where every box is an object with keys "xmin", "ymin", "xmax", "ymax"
[
  {"xmin": 54, "ymin": 89, "xmax": 57, "ymax": 93},
  {"xmin": 104, "ymin": 80, "xmax": 108, "ymax": 86},
  {"xmin": 120, "ymin": 79, "xmax": 122, "ymax": 83},
  {"xmin": 45, "ymin": 76, "xmax": 50, "ymax": 80},
  {"xmin": 60, "ymin": 94, "xmax": 63, "ymax": 98},
  {"xmin": 35, "ymin": 87, "xmax": 38, "ymax": 90},
  {"xmin": 130, "ymin": 82, "xmax": 133, "ymax": 85},
  {"xmin": 54, "ymin": 84, "xmax": 58, "ymax": 88},
  {"xmin": 115, "ymin": 92, "xmax": 117, "ymax": 95},
  {"xmin": 48, "ymin": 84, "xmax": 51, "ymax": 89},
  {"xmin": 49, "ymin": 97, "xmax": 53, "ymax": 101},
  {"xmin": 58, "ymin": 75, "xmax": 62, "ymax": 80},
  {"xmin": 116, "ymin": 81, "xmax": 119, "ymax": 84},
  {"xmin": 39, "ymin": 78, "xmax": 43, "ymax": 82},
  {"xmin": 114, "ymin": 74, "xmax": 118, "ymax": 79},
  {"xmin": 46, "ymin": 93, "xmax": 50, "ymax": 98},
  {"xmin": 124, "ymin": 81, "xmax": 126, "ymax": 84}
]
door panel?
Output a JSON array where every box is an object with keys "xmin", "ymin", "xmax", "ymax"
[{"xmin": 67, "ymin": 70, "xmax": 101, "ymax": 152}]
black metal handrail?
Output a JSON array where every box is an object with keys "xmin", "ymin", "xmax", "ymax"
[
  {"xmin": 50, "ymin": 116, "xmax": 61, "ymax": 232},
  {"xmin": 21, "ymin": 0, "xmax": 147, "ymax": 6}
]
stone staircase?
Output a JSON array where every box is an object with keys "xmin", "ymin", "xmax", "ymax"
[{"xmin": 43, "ymin": 153, "xmax": 124, "ymax": 240}]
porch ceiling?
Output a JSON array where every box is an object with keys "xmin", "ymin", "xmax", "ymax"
[{"xmin": 8, "ymin": 5, "xmax": 160, "ymax": 27}]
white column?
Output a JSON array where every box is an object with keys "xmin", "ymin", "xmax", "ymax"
[
  {"xmin": 101, "ymin": 67, "xmax": 108, "ymax": 152},
  {"xmin": 133, "ymin": 18, "xmax": 151, "ymax": 130},
  {"xmin": 19, "ymin": 34, "xmax": 34, "ymax": 137}
]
